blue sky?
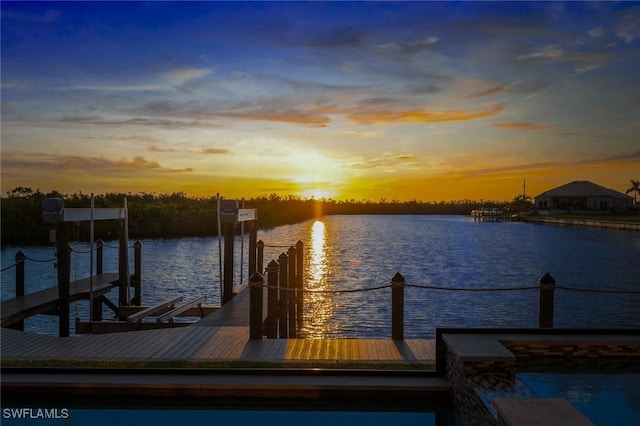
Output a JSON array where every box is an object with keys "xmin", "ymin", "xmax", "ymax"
[{"xmin": 2, "ymin": 1, "xmax": 639, "ymax": 201}]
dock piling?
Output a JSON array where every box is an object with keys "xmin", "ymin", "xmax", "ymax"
[
  {"xmin": 295, "ymin": 240, "xmax": 304, "ymax": 326},
  {"xmin": 118, "ymin": 219, "xmax": 129, "ymax": 307},
  {"xmin": 538, "ymin": 272, "xmax": 556, "ymax": 328},
  {"xmin": 265, "ymin": 259, "xmax": 279, "ymax": 338},
  {"xmin": 96, "ymin": 240, "xmax": 104, "ymax": 275},
  {"xmin": 56, "ymin": 223, "xmax": 71, "ymax": 337},
  {"xmin": 278, "ymin": 252, "xmax": 289, "ymax": 338},
  {"xmin": 287, "ymin": 245, "xmax": 297, "ymax": 338},
  {"xmin": 249, "ymin": 221, "xmax": 258, "ymax": 275},
  {"xmin": 249, "ymin": 271, "xmax": 264, "ymax": 339},
  {"xmin": 223, "ymin": 223, "xmax": 235, "ymax": 304},
  {"xmin": 133, "ymin": 240, "xmax": 142, "ymax": 306},
  {"xmin": 391, "ymin": 272, "xmax": 405, "ymax": 340},
  {"xmin": 12, "ymin": 251, "xmax": 27, "ymax": 330},
  {"xmin": 257, "ymin": 240, "xmax": 264, "ymax": 275}
]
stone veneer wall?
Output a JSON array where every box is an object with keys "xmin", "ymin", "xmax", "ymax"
[
  {"xmin": 444, "ymin": 335, "xmax": 640, "ymax": 425},
  {"xmin": 445, "ymin": 351, "xmax": 497, "ymax": 425},
  {"xmin": 503, "ymin": 340, "xmax": 640, "ymax": 358}
]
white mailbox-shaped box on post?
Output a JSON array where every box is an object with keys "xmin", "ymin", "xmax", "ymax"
[{"xmin": 42, "ymin": 198, "xmax": 65, "ymax": 223}]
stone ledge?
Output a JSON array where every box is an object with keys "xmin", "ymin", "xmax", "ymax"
[
  {"xmin": 493, "ymin": 398, "xmax": 594, "ymax": 426},
  {"xmin": 442, "ymin": 334, "xmax": 515, "ymax": 362}
]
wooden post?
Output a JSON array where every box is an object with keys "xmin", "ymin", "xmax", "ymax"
[
  {"xmin": 96, "ymin": 239, "xmax": 104, "ymax": 275},
  {"xmin": 538, "ymin": 272, "xmax": 556, "ymax": 328},
  {"xmin": 249, "ymin": 220, "xmax": 258, "ymax": 275},
  {"xmin": 249, "ymin": 271, "xmax": 264, "ymax": 340},
  {"xmin": 287, "ymin": 245, "xmax": 297, "ymax": 338},
  {"xmin": 92, "ymin": 240, "xmax": 104, "ymax": 321},
  {"xmin": 13, "ymin": 251, "xmax": 26, "ymax": 330},
  {"xmin": 223, "ymin": 222, "xmax": 235, "ymax": 304},
  {"xmin": 133, "ymin": 240, "xmax": 142, "ymax": 306},
  {"xmin": 57, "ymin": 223, "xmax": 70, "ymax": 337},
  {"xmin": 295, "ymin": 240, "xmax": 304, "ymax": 326},
  {"xmin": 278, "ymin": 252, "xmax": 289, "ymax": 338},
  {"xmin": 118, "ymin": 219, "xmax": 128, "ymax": 307},
  {"xmin": 391, "ymin": 272, "xmax": 405, "ymax": 340},
  {"xmin": 266, "ymin": 259, "xmax": 279, "ymax": 338},
  {"xmin": 257, "ymin": 240, "xmax": 264, "ymax": 274}
]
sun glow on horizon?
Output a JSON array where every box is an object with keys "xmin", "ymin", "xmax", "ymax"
[{"xmin": 287, "ymin": 149, "xmax": 346, "ymax": 200}]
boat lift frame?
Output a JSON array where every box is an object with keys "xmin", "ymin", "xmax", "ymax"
[{"xmin": 43, "ymin": 197, "xmax": 130, "ymax": 337}]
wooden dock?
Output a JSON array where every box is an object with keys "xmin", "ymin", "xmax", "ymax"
[
  {"xmin": 1, "ymin": 266, "xmax": 442, "ymax": 403},
  {"xmin": 1, "ymin": 288, "xmax": 441, "ymax": 402},
  {"xmin": 0, "ymin": 289, "xmax": 436, "ymax": 366},
  {"xmin": 1, "ymin": 273, "xmax": 120, "ymax": 328}
]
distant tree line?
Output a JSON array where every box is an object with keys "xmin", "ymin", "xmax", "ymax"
[{"xmin": 1, "ymin": 187, "xmax": 522, "ymax": 247}]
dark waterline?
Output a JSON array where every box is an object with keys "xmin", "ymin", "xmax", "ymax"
[{"xmin": 2, "ymin": 215, "xmax": 639, "ymax": 337}]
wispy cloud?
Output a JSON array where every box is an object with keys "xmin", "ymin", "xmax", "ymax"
[
  {"xmin": 491, "ymin": 122, "xmax": 552, "ymax": 131},
  {"xmin": 518, "ymin": 44, "xmax": 565, "ymax": 61},
  {"xmin": 58, "ymin": 67, "xmax": 213, "ymax": 93},
  {"xmin": 61, "ymin": 116, "xmax": 221, "ymax": 130},
  {"xmin": 148, "ymin": 146, "xmax": 177, "ymax": 153},
  {"xmin": 346, "ymin": 104, "xmax": 503, "ymax": 125},
  {"xmin": 2, "ymin": 9, "xmax": 60, "ymax": 23},
  {"xmin": 162, "ymin": 68, "xmax": 213, "ymax": 85},
  {"xmin": 463, "ymin": 149, "xmax": 640, "ymax": 178},
  {"xmin": 1, "ymin": 152, "xmax": 191, "ymax": 175},
  {"xmin": 344, "ymin": 153, "xmax": 422, "ymax": 170},
  {"xmin": 466, "ymin": 82, "xmax": 547, "ymax": 99},
  {"xmin": 517, "ymin": 43, "xmax": 611, "ymax": 73},
  {"xmin": 376, "ymin": 37, "xmax": 440, "ymax": 58},
  {"xmin": 202, "ymin": 148, "xmax": 230, "ymax": 154},
  {"xmin": 221, "ymin": 107, "xmax": 331, "ymax": 127}
]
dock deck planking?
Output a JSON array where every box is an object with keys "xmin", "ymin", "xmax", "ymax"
[
  {"xmin": 2, "ymin": 282, "xmax": 436, "ymax": 366},
  {"xmin": 216, "ymin": 327, "xmax": 251, "ymax": 359},
  {"xmin": 2, "ymin": 326, "xmax": 436, "ymax": 365}
]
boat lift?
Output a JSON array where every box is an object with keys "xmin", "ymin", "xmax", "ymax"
[
  {"xmin": 39, "ymin": 195, "xmax": 258, "ymax": 335},
  {"xmin": 42, "ymin": 196, "xmax": 131, "ymax": 336},
  {"xmin": 217, "ymin": 195, "xmax": 259, "ymax": 305}
]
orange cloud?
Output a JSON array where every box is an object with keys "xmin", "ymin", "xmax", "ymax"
[
  {"xmin": 202, "ymin": 148, "xmax": 230, "ymax": 154},
  {"xmin": 346, "ymin": 103, "xmax": 502, "ymax": 125},
  {"xmin": 224, "ymin": 108, "xmax": 330, "ymax": 127},
  {"xmin": 343, "ymin": 153, "xmax": 422, "ymax": 170},
  {"xmin": 148, "ymin": 145, "xmax": 177, "ymax": 152},
  {"xmin": 492, "ymin": 122, "xmax": 552, "ymax": 131}
]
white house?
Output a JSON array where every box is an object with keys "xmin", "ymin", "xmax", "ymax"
[{"xmin": 534, "ymin": 180, "xmax": 633, "ymax": 213}]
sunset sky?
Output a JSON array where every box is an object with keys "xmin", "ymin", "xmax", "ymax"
[{"xmin": 2, "ymin": 1, "xmax": 639, "ymax": 202}]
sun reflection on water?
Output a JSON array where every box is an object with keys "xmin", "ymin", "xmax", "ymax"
[{"xmin": 302, "ymin": 220, "xmax": 334, "ymax": 338}]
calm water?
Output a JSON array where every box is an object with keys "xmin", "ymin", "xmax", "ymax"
[{"xmin": 2, "ymin": 215, "xmax": 639, "ymax": 338}]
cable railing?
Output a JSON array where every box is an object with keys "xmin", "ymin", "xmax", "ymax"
[
  {"xmin": 251, "ymin": 281, "xmax": 639, "ymax": 295},
  {"xmin": 249, "ymin": 245, "xmax": 640, "ymax": 340}
]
